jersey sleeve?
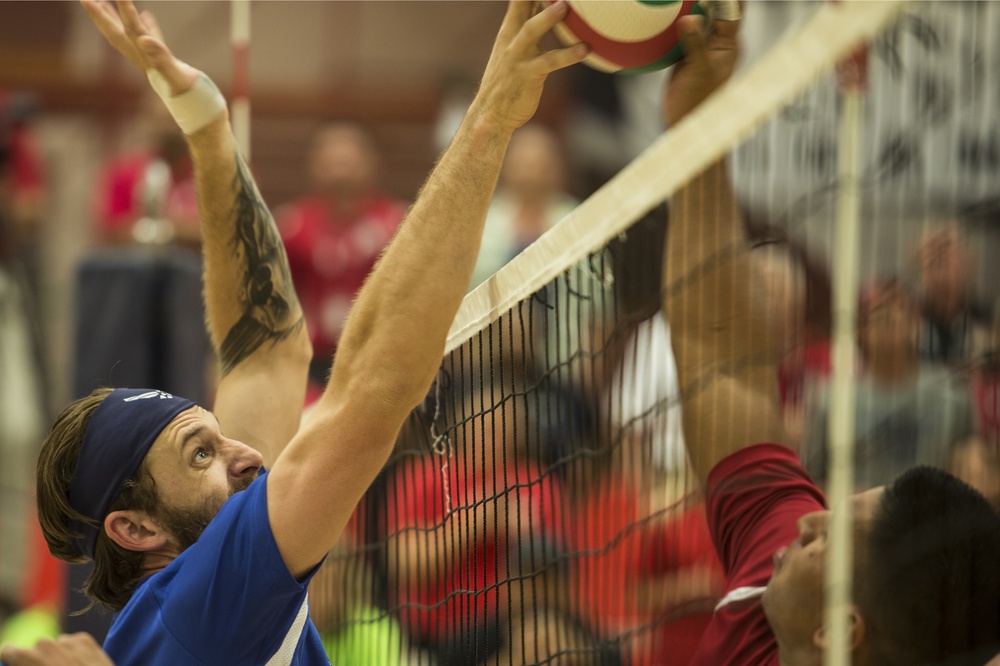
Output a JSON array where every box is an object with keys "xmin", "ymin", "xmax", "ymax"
[
  {"xmin": 150, "ymin": 472, "xmax": 323, "ymax": 665},
  {"xmin": 705, "ymin": 444, "xmax": 826, "ymax": 590}
]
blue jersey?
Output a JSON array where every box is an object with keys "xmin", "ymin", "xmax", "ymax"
[{"xmin": 104, "ymin": 472, "xmax": 330, "ymax": 665}]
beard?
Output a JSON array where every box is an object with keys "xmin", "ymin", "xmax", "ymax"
[{"xmin": 156, "ymin": 476, "xmax": 255, "ymax": 552}]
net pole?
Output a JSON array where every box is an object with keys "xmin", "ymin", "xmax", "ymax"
[
  {"xmin": 823, "ymin": 48, "xmax": 866, "ymax": 666},
  {"xmin": 231, "ymin": 0, "xmax": 251, "ymax": 162}
]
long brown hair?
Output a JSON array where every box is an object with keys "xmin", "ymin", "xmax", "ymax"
[{"xmin": 36, "ymin": 388, "xmax": 160, "ymax": 612}]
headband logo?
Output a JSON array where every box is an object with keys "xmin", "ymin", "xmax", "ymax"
[{"xmin": 123, "ymin": 390, "xmax": 174, "ymax": 402}]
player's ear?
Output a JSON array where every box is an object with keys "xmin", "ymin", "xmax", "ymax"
[
  {"xmin": 104, "ymin": 509, "xmax": 169, "ymax": 552},
  {"xmin": 813, "ymin": 606, "xmax": 866, "ymax": 651}
]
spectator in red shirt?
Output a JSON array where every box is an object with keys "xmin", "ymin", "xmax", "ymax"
[
  {"xmin": 748, "ymin": 230, "xmax": 832, "ymax": 448},
  {"xmin": 568, "ymin": 441, "xmax": 722, "ymax": 666},
  {"xmin": 93, "ymin": 94, "xmax": 200, "ymax": 247},
  {"xmin": 277, "ymin": 121, "xmax": 406, "ymax": 394},
  {"xmin": 383, "ymin": 390, "xmax": 563, "ymax": 665},
  {"xmin": 662, "ymin": 12, "xmax": 1000, "ymax": 666}
]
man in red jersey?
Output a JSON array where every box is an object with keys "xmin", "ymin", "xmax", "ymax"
[
  {"xmin": 277, "ymin": 122, "xmax": 405, "ymax": 392},
  {"xmin": 662, "ymin": 10, "xmax": 1000, "ymax": 666}
]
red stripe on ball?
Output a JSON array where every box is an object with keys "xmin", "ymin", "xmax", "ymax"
[{"xmin": 559, "ymin": 0, "xmax": 697, "ymax": 70}]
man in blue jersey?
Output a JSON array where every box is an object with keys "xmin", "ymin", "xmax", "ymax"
[{"xmin": 30, "ymin": 2, "xmax": 588, "ymax": 664}]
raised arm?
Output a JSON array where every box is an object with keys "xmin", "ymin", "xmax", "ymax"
[
  {"xmin": 661, "ymin": 14, "xmax": 785, "ymax": 485},
  {"xmin": 81, "ymin": 1, "xmax": 311, "ymax": 468},
  {"xmin": 267, "ymin": 1, "xmax": 588, "ymax": 578}
]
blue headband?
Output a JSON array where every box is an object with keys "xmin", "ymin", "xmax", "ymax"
[{"xmin": 67, "ymin": 388, "xmax": 195, "ymax": 558}]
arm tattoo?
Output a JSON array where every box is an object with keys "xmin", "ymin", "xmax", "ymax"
[{"xmin": 219, "ymin": 154, "xmax": 304, "ymax": 375}]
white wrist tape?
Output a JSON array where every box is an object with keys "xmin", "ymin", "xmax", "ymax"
[
  {"xmin": 147, "ymin": 68, "xmax": 227, "ymax": 136},
  {"xmin": 705, "ymin": 0, "xmax": 742, "ymax": 22}
]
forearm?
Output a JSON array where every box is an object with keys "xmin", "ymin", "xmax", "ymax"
[
  {"xmin": 327, "ymin": 111, "xmax": 510, "ymax": 411},
  {"xmin": 184, "ymin": 116, "xmax": 307, "ymax": 375},
  {"xmin": 663, "ymin": 160, "xmax": 785, "ymax": 481},
  {"xmin": 664, "ymin": 161, "xmax": 776, "ymax": 374}
]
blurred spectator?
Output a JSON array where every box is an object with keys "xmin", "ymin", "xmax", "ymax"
[
  {"xmin": 433, "ymin": 70, "xmax": 476, "ymax": 155},
  {"xmin": 972, "ymin": 299, "xmax": 1000, "ymax": 447},
  {"xmin": 602, "ymin": 209, "xmax": 687, "ymax": 473},
  {"xmin": 93, "ymin": 92, "xmax": 200, "ymax": 248},
  {"xmin": 605, "ymin": 313, "xmax": 687, "ymax": 474},
  {"xmin": 568, "ymin": 438, "xmax": 722, "ymax": 666},
  {"xmin": 490, "ymin": 607, "xmax": 615, "ymax": 666},
  {"xmin": 0, "ymin": 91, "xmax": 52, "ymax": 625},
  {"xmin": 471, "ymin": 123, "xmax": 578, "ymax": 290},
  {"xmin": 913, "ymin": 222, "xmax": 991, "ymax": 367},
  {"xmin": 383, "ymin": 390, "xmax": 563, "ymax": 665},
  {"xmin": 803, "ymin": 280, "xmax": 977, "ymax": 489},
  {"xmin": 277, "ymin": 121, "xmax": 405, "ymax": 393},
  {"xmin": 0, "ymin": 91, "xmax": 46, "ymax": 262},
  {"xmin": 308, "ymin": 541, "xmax": 412, "ymax": 665},
  {"xmin": 749, "ymin": 231, "xmax": 832, "ymax": 448}
]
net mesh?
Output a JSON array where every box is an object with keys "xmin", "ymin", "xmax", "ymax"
[{"xmin": 307, "ymin": 2, "xmax": 1000, "ymax": 664}]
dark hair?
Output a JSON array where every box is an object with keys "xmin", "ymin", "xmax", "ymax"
[
  {"xmin": 36, "ymin": 388, "xmax": 161, "ymax": 612},
  {"xmin": 859, "ymin": 466, "xmax": 1000, "ymax": 665}
]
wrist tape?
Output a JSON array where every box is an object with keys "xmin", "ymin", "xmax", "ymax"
[
  {"xmin": 706, "ymin": 0, "xmax": 742, "ymax": 22},
  {"xmin": 147, "ymin": 68, "xmax": 227, "ymax": 135}
]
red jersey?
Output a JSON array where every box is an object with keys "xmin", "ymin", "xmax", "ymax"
[
  {"xmin": 570, "ymin": 480, "xmax": 721, "ymax": 666},
  {"xmin": 690, "ymin": 444, "xmax": 826, "ymax": 665},
  {"xmin": 384, "ymin": 456, "xmax": 561, "ymax": 644},
  {"xmin": 778, "ymin": 340, "xmax": 831, "ymax": 410},
  {"xmin": 278, "ymin": 195, "xmax": 404, "ymax": 362},
  {"xmin": 94, "ymin": 151, "xmax": 199, "ymax": 239}
]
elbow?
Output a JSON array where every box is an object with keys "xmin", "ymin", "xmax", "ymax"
[
  {"xmin": 272, "ymin": 318, "xmax": 313, "ymax": 371},
  {"xmin": 365, "ymin": 371, "xmax": 433, "ymax": 417}
]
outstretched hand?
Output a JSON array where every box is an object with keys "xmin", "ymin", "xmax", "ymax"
[
  {"xmin": 663, "ymin": 10, "xmax": 741, "ymax": 127},
  {"xmin": 81, "ymin": 0, "xmax": 198, "ymax": 96},
  {"xmin": 470, "ymin": 1, "xmax": 589, "ymax": 135}
]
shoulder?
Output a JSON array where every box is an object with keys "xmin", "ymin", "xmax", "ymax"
[{"xmin": 705, "ymin": 445, "xmax": 824, "ymax": 582}]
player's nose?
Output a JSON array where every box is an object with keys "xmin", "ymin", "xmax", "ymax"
[
  {"xmin": 223, "ymin": 438, "xmax": 264, "ymax": 481},
  {"xmin": 797, "ymin": 510, "xmax": 829, "ymax": 547}
]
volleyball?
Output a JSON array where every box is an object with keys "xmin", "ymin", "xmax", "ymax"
[{"xmin": 550, "ymin": 0, "xmax": 706, "ymax": 74}]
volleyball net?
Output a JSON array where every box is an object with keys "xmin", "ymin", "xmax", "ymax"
[{"xmin": 310, "ymin": 2, "xmax": 1000, "ymax": 664}]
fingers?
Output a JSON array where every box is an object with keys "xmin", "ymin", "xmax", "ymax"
[
  {"xmin": 504, "ymin": 1, "xmax": 587, "ymax": 74},
  {"xmin": 140, "ymin": 10, "xmax": 164, "ymax": 43},
  {"xmin": 677, "ymin": 15, "xmax": 710, "ymax": 69},
  {"xmin": 57, "ymin": 633, "xmax": 112, "ymax": 665},
  {"xmin": 115, "ymin": 0, "xmax": 149, "ymax": 39},
  {"xmin": 0, "ymin": 634, "xmax": 112, "ymax": 666},
  {"xmin": 511, "ymin": 1, "xmax": 568, "ymax": 54},
  {"xmin": 1, "ymin": 641, "xmax": 58, "ymax": 666},
  {"xmin": 80, "ymin": 0, "xmax": 124, "ymax": 42},
  {"xmin": 534, "ymin": 42, "xmax": 589, "ymax": 75},
  {"xmin": 497, "ymin": 0, "xmax": 538, "ymax": 43}
]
